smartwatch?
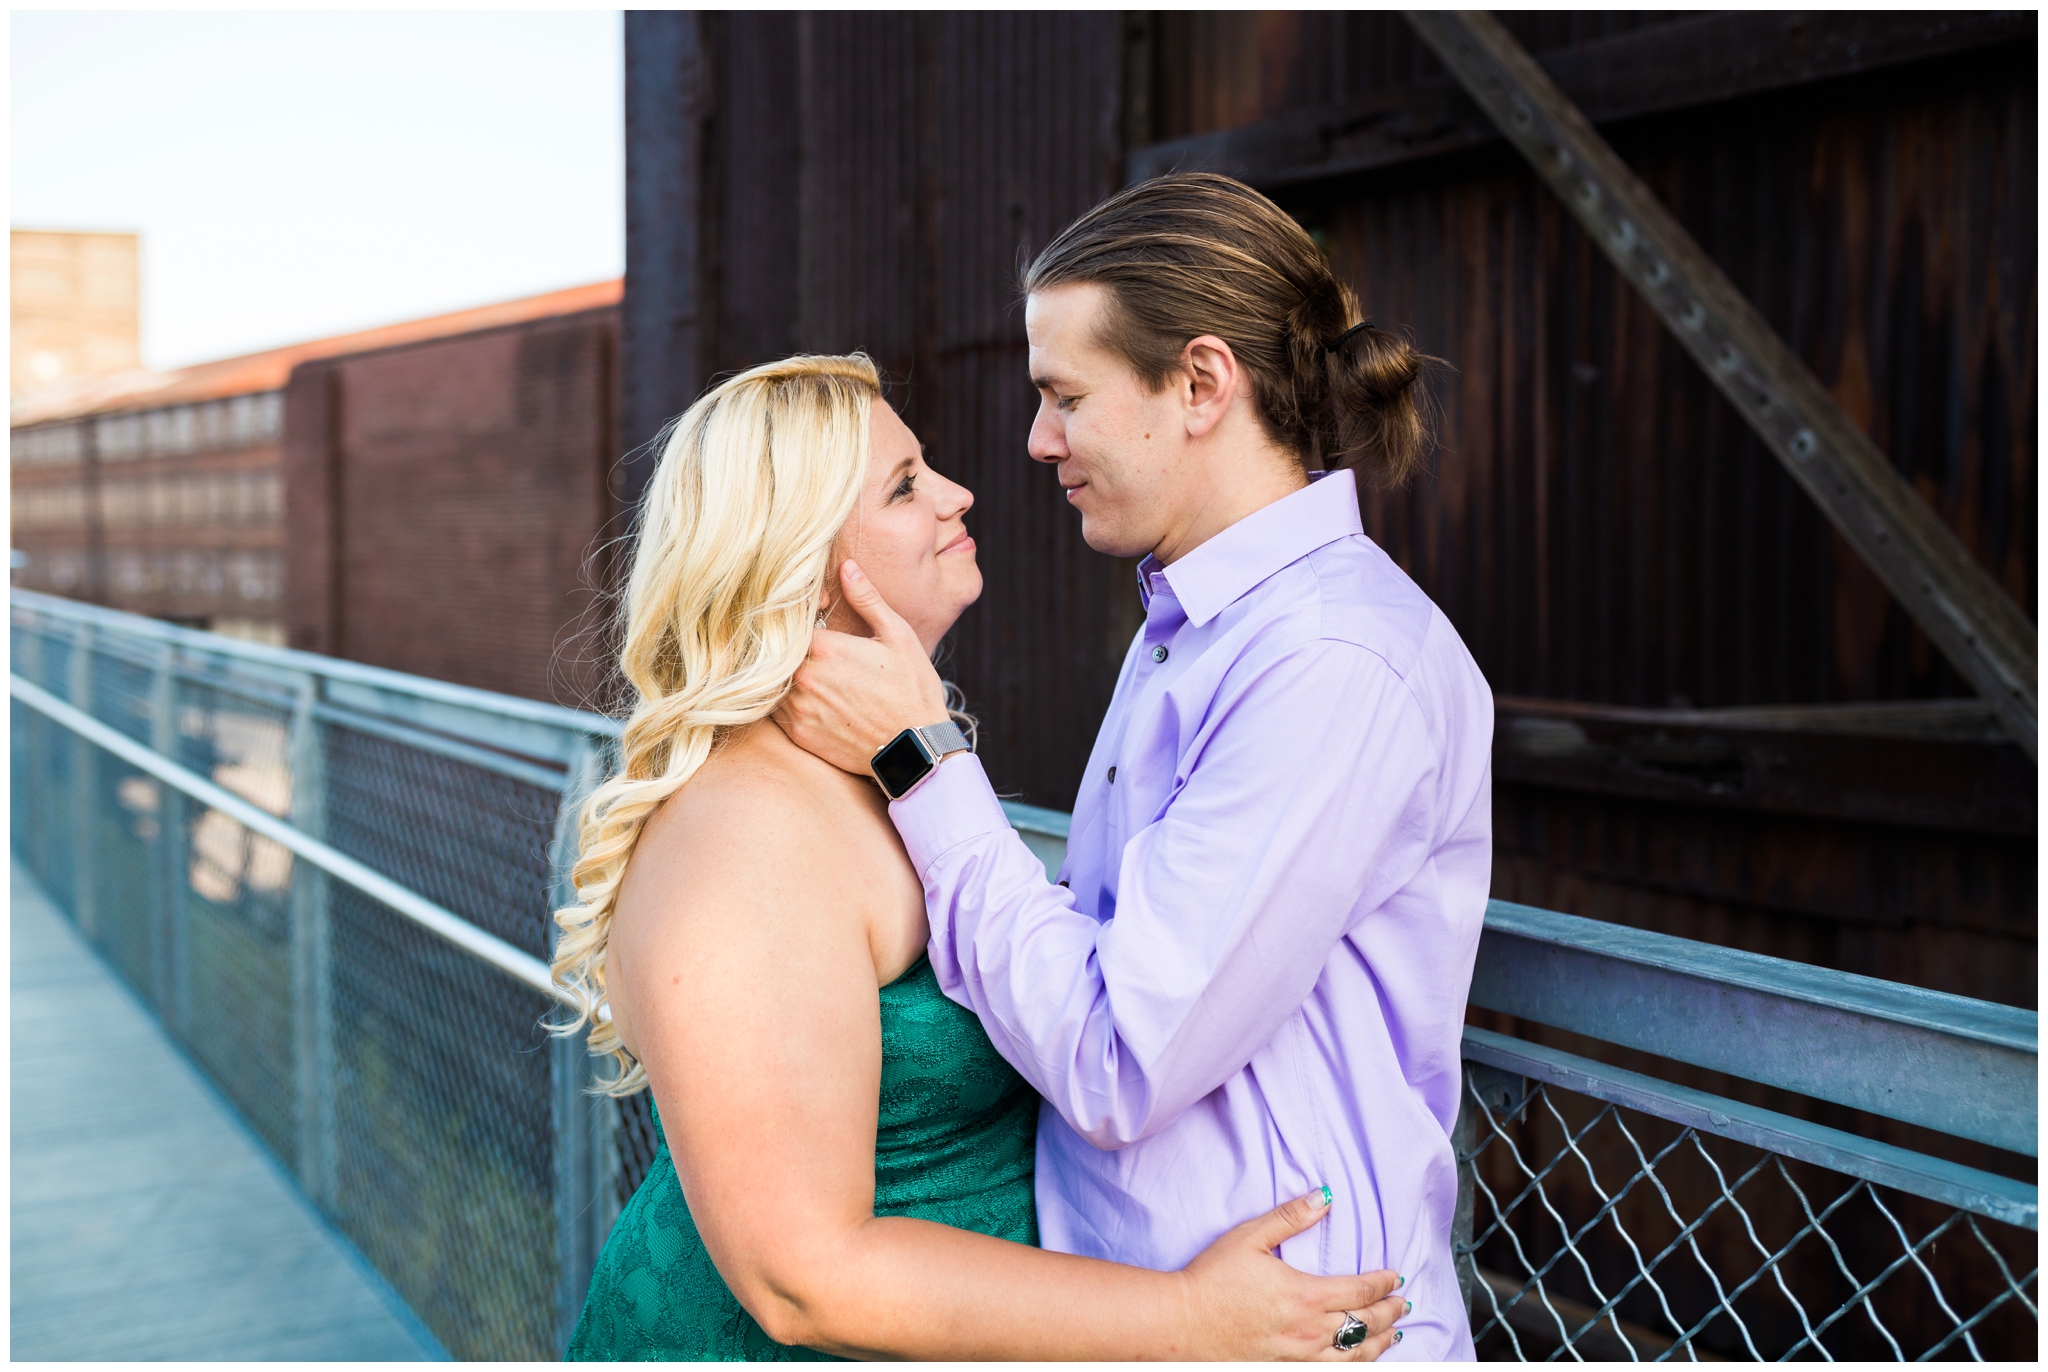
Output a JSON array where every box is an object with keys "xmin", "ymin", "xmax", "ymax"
[{"xmin": 870, "ymin": 720, "xmax": 973, "ymax": 800}]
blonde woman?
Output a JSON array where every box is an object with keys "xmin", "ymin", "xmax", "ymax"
[{"xmin": 554, "ymin": 355, "xmax": 1410, "ymax": 1360}]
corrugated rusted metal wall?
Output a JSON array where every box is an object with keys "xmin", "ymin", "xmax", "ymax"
[
  {"xmin": 1151, "ymin": 12, "xmax": 2035, "ymax": 709},
  {"xmin": 619, "ymin": 14, "xmax": 2035, "ymax": 1358},
  {"xmin": 622, "ymin": 12, "xmax": 2034, "ymax": 1000},
  {"xmin": 1150, "ymin": 10, "xmax": 1681, "ymax": 140},
  {"xmin": 624, "ymin": 12, "xmax": 1130, "ymax": 808}
]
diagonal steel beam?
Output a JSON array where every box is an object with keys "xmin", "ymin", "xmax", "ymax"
[{"xmin": 1404, "ymin": 11, "xmax": 2037, "ymax": 759}]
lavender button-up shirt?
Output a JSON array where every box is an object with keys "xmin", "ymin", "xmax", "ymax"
[{"xmin": 891, "ymin": 469, "xmax": 1493, "ymax": 1360}]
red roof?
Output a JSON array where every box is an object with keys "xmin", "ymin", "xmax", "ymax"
[{"xmin": 11, "ymin": 278, "xmax": 622, "ymax": 427}]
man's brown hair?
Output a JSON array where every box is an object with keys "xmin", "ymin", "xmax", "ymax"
[{"xmin": 1022, "ymin": 172, "xmax": 1435, "ymax": 486}]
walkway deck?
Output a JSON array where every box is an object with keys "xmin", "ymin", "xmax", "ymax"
[{"xmin": 10, "ymin": 859, "xmax": 441, "ymax": 1361}]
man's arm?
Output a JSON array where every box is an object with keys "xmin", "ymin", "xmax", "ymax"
[
  {"xmin": 774, "ymin": 558, "xmax": 1440, "ymax": 1147},
  {"xmin": 893, "ymin": 640, "xmax": 1438, "ymax": 1146}
]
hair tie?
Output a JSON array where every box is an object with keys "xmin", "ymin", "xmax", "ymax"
[{"xmin": 1323, "ymin": 319, "xmax": 1373, "ymax": 356}]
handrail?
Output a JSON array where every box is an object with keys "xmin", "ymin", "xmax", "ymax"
[
  {"xmin": 10, "ymin": 672, "xmax": 564, "ymax": 1005},
  {"xmin": 1463, "ymin": 1027, "xmax": 2037, "ymax": 1229},
  {"xmin": 1473, "ymin": 901, "xmax": 2038, "ymax": 1157},
  {"xmin": 10, "ymin": 588, "xmax": 621, "ymax": 740}
]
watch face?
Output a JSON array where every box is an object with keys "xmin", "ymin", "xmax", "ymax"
[{"xmin": 872, "ymin": 730, "xmax": 934, "ymax": 799}]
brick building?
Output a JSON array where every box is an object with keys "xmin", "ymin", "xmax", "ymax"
[
  {"xmin": 10, "ymin": 281, "xmax": 620, "ymax": 653},
  {"xmin": 282, "ymin": 296, "xmax": 621, "ymax": 708}
]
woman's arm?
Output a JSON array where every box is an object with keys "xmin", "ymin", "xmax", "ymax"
[{"xmin": 610, "ymin": 770, "xmax": 1408, "ymax": 1361}]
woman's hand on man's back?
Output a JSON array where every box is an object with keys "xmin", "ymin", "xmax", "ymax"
[{"xmin": 1177, "ymin": 1190, "xmax": 1410, "ymax": 1360}]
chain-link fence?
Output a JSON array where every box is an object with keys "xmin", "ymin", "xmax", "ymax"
[
  {"xmin": 1456, "ymin": 1066, "xmax": 2036, "ymax": 1361},
  {"xmin": 11, "ymin": 589, "xmax": 2038, "ymax": 1360}
]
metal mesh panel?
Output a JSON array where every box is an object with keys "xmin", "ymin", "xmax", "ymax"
[
  {"xmin": 320, "ymin": 722, "xmax": 561, "ymax": 958},
  {"xmin": 168, "ymin": 675, "xmax": 302, "ymax": 1160},
  {"xmin": 81, "ymin": 647, "xmax": 159, "ymax": 995},
  {"xmin": 15, "ymin": 627, "xmax": 79, "ymax": 913},
  {"xmin": 86, "ymin": 750, "xmax": 161, "ymax": 1003},
  {"xmin": 88, "ymin": 643, "xmax": 156, "ymax": 744},
  {"xmin": 1456, "ymin": 1070, "xmax": 2039, "ymax": 1361},
  {"xmin": 324, "ymin": 884, "xmax": 561, "ymax": 1360}
]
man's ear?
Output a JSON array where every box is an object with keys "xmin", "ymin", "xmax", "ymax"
[{"xmin": 1180, "ymin": 334, "xmax": 1239, "ymax": 439}]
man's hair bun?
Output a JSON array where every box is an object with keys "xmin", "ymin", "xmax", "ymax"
[{"xmin": 1025, "ymin": 172, "xmax": 1438, "ymax": 488}]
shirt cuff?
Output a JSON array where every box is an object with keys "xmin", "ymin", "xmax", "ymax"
[{"xmin": 887, "ymin": 752, "xmax": 1012, "ymax": 877}]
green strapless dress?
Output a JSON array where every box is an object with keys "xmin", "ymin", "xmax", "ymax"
[{"xmin": 566, "ymin": 957, "xmax": 1040, "ymax": 1361}]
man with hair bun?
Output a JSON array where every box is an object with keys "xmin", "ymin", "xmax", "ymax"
[{"xmin": 779, "ymin": 173, "xmax": 1492, "ymax": 1361}]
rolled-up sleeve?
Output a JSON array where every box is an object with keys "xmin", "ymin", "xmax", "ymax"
[{"xmin": 892, "ymin": 641, "xmax": 1439, "ymax": 1149}]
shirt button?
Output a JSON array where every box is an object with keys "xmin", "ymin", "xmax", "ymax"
[
  {"xmin": 1107, "ymin": 766, "xmax": 1117, "ymax": 783},
  {"xmin": 1151, "ymin": 645, "xmax": 1169, "ymax": 663}
]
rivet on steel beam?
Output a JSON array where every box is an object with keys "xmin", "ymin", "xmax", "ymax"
[
  {"xmin": 1577, "ymin": 181, "xmax": 1600, "ymax": 209},
  {"xmin": 1609, "ymin": 220, "xmax": 1637, "ymax": 252},
  {"xmin": 1646, "ymin": 260, "xmax": 1670, "ymax": 286},
  {"xmin": 1681, "ymin": 302, "xmax": 1706, "ymax": 330},
  {"xmin": 1791, "ymin": 430, "xmax": 1817, "ymax": 459},
  {"xmin": 1716, "ymin": 345, "xmax": 1741, "ymax": 373},
  {"xmin": 1511, "ymin": 101, "xmax": 1533, "ymax": 129}
]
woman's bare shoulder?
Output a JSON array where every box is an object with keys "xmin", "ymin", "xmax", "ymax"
[{"xmin": 620, "ymin": 724, "xmax": 890, "ymax": 938}]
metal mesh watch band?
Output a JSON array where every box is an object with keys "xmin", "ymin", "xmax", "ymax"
[{"xmin": 913, "ymin": 720, "xmax": 971, "ymax": 760}]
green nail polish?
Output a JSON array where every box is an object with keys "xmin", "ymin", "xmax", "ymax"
[
  {"xmin": 1319, "ymin": 1185, "xmax": 1334, "ymax": 1207},
  {"xmin": 1404, "ymin": 1300, "xmax": 1412, "ymax": 1315},
  {"xmin": 1395, "ymin": 1330, "xmax": 1404, "ymax": 1343},
  {"xmin": 1397, "ymin": 1273, "xmax": 1406, "ymax": 1287}
]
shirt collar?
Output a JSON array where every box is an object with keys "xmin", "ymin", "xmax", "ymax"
[{"xmin": 1136, "ymin": 468, "xmax": 1361, "ymax": 627}]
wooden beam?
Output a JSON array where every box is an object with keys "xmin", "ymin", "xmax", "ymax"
[
  {"xmin": 1405, "ymin": 11, "xmax": 2037, "ymax": 760},
  {"xmin": 1493, "ymin": 696, "xmax": 2034, "ymax": 835},
  {"xmin": 1128, "ymin": 11, "xmax": 2034, "ymax": 189}
]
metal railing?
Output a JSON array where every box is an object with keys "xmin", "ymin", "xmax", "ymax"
[
  {"xmin": 11, "ymin": 590, "xmax": 620, "ymax": 1359},
  {"xmin": 10, "ymin": 590, "xmax": 2037, "ymax": 1360},
  {"xmin": 1456, "ymin": 905, "xmax": 2035, "ymax": 1360}
]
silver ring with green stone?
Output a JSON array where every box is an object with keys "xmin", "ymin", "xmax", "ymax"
[{"xmin": 1334, "ymin": 1311, "xmax": 1369, "ymax": 1350}]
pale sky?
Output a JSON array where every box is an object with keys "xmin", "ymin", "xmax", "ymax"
[{"xmin": 12, "ymin": 9, "xmax": 624, "ymax": 369}]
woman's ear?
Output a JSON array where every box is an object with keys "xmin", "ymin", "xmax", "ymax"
[{"xmin": 1181, "ymin": 334, "xmax": 1239, "ymax": 439}]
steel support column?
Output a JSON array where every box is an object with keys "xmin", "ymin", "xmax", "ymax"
[
  {"xmin": 66, "ymin": 623, "xmax": 97, "ymax": 937},
  {"xmin": 148, "ymin": 641, "xmax": 187, "ymax": 1025},
  {"xmin": 549, "ymin": 733, "xmax": 615, "ymax": 1350},
  {"xmin": 287, "ymin": 672, "xmax": 338, "ymax": 1208}
]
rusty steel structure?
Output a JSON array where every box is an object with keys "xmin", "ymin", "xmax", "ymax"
[
  {"xmin": 621, "ymin": 9, "xmax": 2034, "ymax": 1021},
  {"xmin": 1404, "ymin": 10, "xmax": 2035, "ymax": 758}
]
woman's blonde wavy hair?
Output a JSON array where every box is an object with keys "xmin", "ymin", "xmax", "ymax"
[{"xmin": 549, "ymin": 353, "xmax": 882, "ymax": 1096}]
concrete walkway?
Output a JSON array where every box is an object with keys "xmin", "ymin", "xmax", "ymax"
[{"xmin": 10, "ymin": 859, "xmax": 441, "ymax": 1361}]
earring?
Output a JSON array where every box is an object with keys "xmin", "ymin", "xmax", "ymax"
[{"xmin": 815, "ymin": 615, "xmax": 829, "ymax": 629}]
